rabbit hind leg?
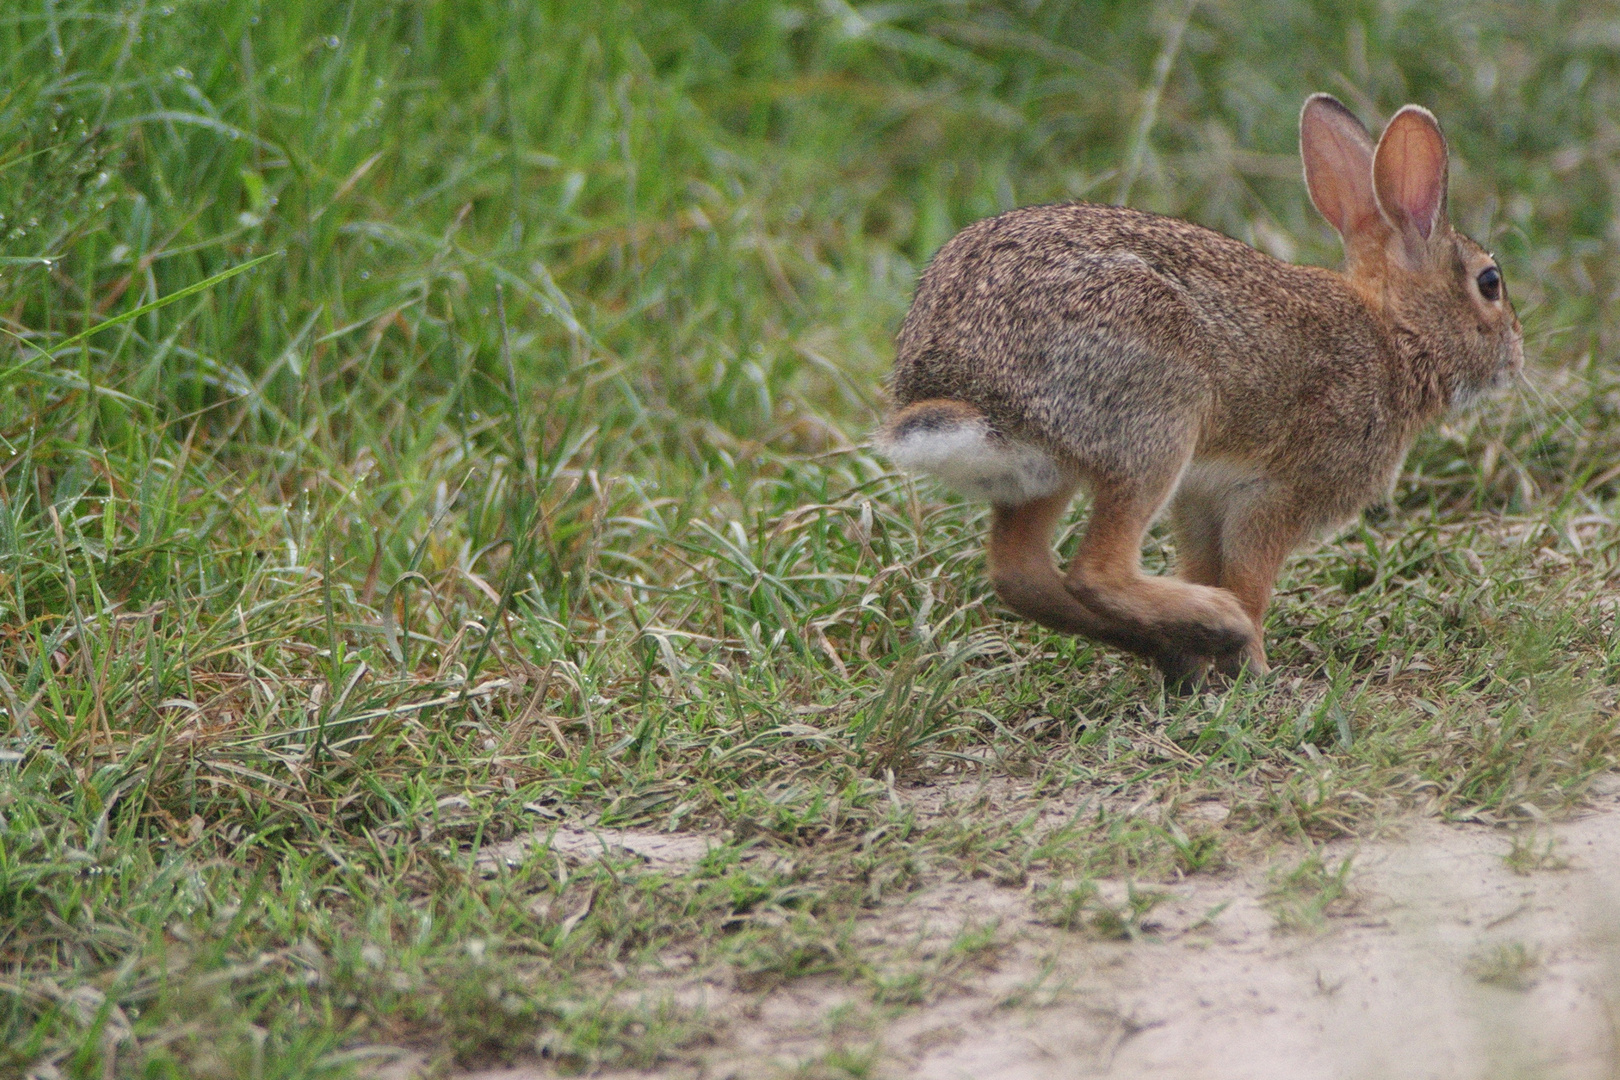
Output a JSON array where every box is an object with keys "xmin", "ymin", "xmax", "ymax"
[
  {"xmin": 986, "ymin": 484, "xmax": 1163, "ymax": 658},
  {"xmin": 1064, "ymin": 468, "xmax": 1254, "ymax": 685}
]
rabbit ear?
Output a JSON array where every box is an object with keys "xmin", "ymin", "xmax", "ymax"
[
  {"xmin": 1300, "ymin": 94, "xmax": 1380, "ymax": 241},
  {"xmin": 1373, "ymin": 105, "xmax": 1449, "ymax": 255}
]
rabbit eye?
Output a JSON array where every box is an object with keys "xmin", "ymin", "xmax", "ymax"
[{"xmin": 1477, "ymin": 266, "xmax": 1502, "ymax": 302}]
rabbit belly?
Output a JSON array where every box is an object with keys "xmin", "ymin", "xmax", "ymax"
[{"xmin": 879, "ymin": 404, "xmax": 1063, "ymax": 505}]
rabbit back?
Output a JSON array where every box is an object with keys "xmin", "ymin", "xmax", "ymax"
[{"xmin": 888, "ymin": 202, "xmax": 1406, "ymax": 522}]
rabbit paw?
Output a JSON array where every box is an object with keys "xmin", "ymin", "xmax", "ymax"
[
  {"xmin": 1212, "ymin": 639, "xmax": 1270, "ymax": 681},
  {"xmin": 1155, "ymin": 650, "xmax": 1211, "ymax": 695}
]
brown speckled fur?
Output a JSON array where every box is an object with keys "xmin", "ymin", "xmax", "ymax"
[{"xmin": 881, "ymin": 95, "xmax": 1523, "ymax": 689}]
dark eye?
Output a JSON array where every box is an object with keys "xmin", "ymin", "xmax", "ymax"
[{"xmin": 1477, "ymin": 265, "xmax": 1502, "ymax": 301}]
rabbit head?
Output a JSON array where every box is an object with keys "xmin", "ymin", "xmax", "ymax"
[{"xmin": 1302, "ymin": 94, "xmax": 1523, "ymax": 412}]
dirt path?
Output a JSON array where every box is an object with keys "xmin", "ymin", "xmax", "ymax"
[
  {"xmin": 443, "ymin": 778, "xmax": 1620, "ymax": 1080},
  {"xmin": 902, "ymin": 801, "xmax": 1620, "ymax": 1080}
]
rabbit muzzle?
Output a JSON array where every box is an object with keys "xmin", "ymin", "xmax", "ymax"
[{"xmin": 1451, "ymin": 322, "xmax": 1524, "ymax": 413}]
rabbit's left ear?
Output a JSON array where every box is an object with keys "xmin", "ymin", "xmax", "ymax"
[
  {"xmin": 1373, "ymin": 105, "xmax": 1449, "ymax": 257},
  {"xmin": 1301, "ymin": 94, "xmax": 1381, "ymax": 242}
]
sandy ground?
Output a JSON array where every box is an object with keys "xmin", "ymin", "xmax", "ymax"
[
  {"xmin": 898, "ymin": 802, "xmax": 1620, "ymax": 1080},
  {"xmin": 383, "ymin": 776, "xmax": 1620, "ymax": 1080}
]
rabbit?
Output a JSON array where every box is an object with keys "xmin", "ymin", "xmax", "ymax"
[{"xmin": 876, "ymin": 94, "xmax": 1523, "ymax": 689}]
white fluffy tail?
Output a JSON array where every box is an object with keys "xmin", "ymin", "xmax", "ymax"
[{"xmin": 876, "ymin": 400, "xmax": 1063, "ymax": 505}]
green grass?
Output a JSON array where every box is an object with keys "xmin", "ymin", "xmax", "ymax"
[
  {"xmin": 3, "ymin": 0, "xmax": 1620, "ymax": 1075},
  {"xmin": 1469, "ymin": 940, "xmax": 1542, "ymax": 991}
]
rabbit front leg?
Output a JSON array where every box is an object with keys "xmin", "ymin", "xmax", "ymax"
[
  {"xmin": 1208, "ymin": 502, "xmax": 1315, "ymax": 678},
  {"xmin": 1162, "ymin": 488, "xmax": 1229, "ymax": 682},
  {"xmin": 1168, "ymin": 487, "xmax": 1225, "ymax": 588}
]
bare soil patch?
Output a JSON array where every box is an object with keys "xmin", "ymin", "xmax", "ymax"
[
  {"xmin": 478, "ymin": 824, "xmax": 722, "ymax": 874},
  {"xmin": 902, "ymin": 802, "xmax": 1620, "ymax": 1080},
  {"xmin": 434, "ymin": 775, "xmax": 1620, "ymax": 1080}
]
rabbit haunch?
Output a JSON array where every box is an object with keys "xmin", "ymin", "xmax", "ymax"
[{"xmin": 875, "ymin": 95, "xmax": 1523, "ymax": 690}]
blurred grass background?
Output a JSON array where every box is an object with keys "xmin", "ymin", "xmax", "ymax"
[{"xmin": 4, "ymin": 1, "xmax": 1620, "ymax": 1076}]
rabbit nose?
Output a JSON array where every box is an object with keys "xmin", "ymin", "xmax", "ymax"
[{"xmin": 1506, "ymin": 336, "xmax": 1525, "ymax": 371}]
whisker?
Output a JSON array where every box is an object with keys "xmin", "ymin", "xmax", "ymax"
[{"xmin": 1512, "ymin": 371, "xmax": 1588, "ymax": 447}]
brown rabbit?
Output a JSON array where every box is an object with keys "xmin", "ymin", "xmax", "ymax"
[{"xmin": 876, "ymin": 95, "xmax": 1523, "ymax": 688}]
